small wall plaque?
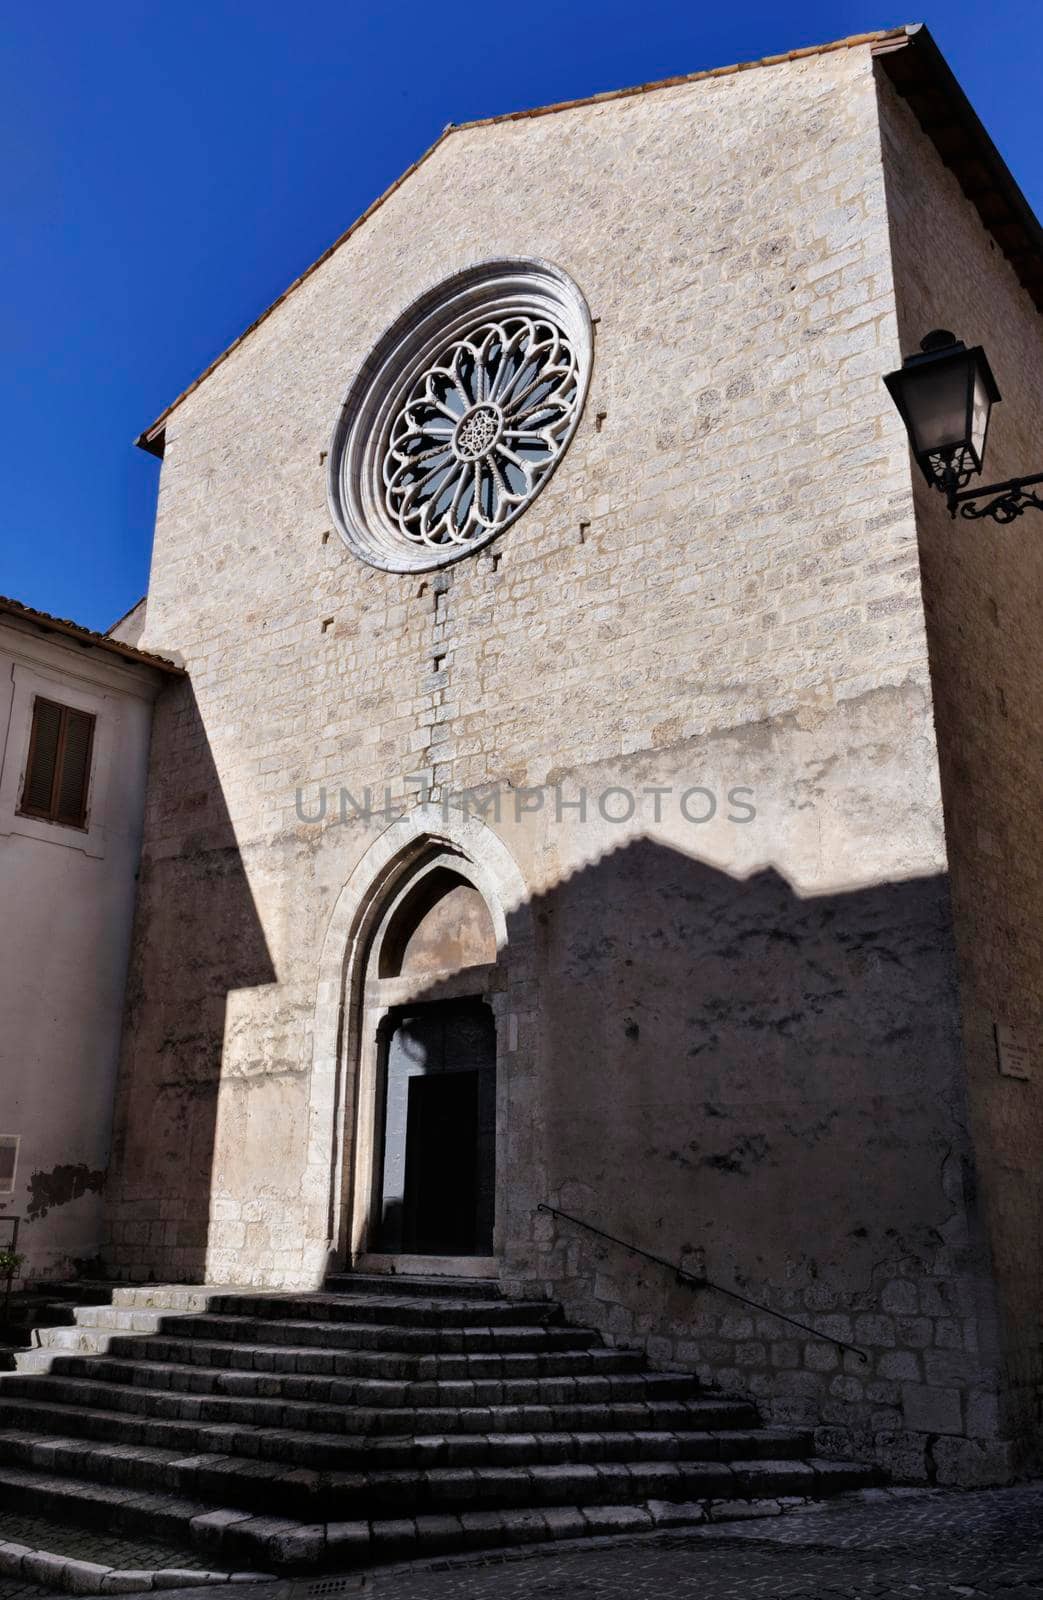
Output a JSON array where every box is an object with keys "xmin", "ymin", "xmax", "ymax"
[
  {"xmin": 0, "ymin": 1136, "xmax": 18, "ymax": 1195},
  {"xmin": 995, "ymin": 1022, "xmax": 1032, "ymax": 1081}
]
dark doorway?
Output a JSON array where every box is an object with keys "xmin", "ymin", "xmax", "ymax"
[
  {"xmin": 373, "ymin": 998, "xmax": 495, "ymax": 1255},
  {"xmin": 404, "ymin": 1071, "xmax": 478, "ymax": 1253}
]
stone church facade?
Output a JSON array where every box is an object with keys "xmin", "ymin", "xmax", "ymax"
[{"xmin": 104, "ymin": 25, "xmax": 1043, "ymax": 1487}]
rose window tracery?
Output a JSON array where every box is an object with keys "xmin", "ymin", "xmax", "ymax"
[
  {"xmin": 327, "ymin": 261, "xmax": 593, "ymax": 572},
  {"xmin": 382, "ymin": 319, "xmax": 581, "ymax": 551}
]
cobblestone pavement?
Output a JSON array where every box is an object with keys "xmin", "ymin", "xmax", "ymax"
[
  {"xmin": 0, "ymin": 1510, "xmax": 209, "ymax": 1600},
  {"xmin": 0, "ymin": 1578, "xmax": 49, "ymax": 1600},
  {"xmin": 0, "ymin": 1578, "xmax": 50, "ymax": 1600},
  {"xmin": 329, "ymin": 1485, "xmax": 1043, "ymax": 1600}
]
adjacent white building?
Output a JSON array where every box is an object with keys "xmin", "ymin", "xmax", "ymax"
[{"xmin": 0, "ymin": 595, "xmax": 180, "ymax": 1280}]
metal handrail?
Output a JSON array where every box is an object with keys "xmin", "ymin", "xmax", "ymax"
[{"xmin": 537, "ymin": 1201, "xmax": 869, "ymax": 1365}]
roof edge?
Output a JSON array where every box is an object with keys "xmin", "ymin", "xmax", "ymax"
[
  {"xmin": 875, "ymin": 24, "xmax": 1043, "ymax": 315},
  {"xmin": 134, "ymin": 25, "xmax": 912, "ymax": 453},
  {"xmin": 0, "ymin": 596, "xmax": 185, "ymax": 675},
  {"xmin": 105, "ymin": 594, "xmax": 147, "ymax": 636},
  {"xmin": 135, "ymin": 125, "xmax": 455, "ymax": 456}
]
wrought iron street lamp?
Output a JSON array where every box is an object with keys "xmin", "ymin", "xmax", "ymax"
[{"xmin": 884, "ymin": 330, "xmax": 1043, "ymax": 523}]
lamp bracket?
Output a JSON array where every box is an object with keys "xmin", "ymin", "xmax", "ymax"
[{"xmin": 948, "ymin": 470, "xmax": 1043, "ymax": 523}]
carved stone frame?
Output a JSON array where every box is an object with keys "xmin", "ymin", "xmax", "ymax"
[{"xmin": 308, "ymin": 806, "xmax": 537, "ymax": 1280}]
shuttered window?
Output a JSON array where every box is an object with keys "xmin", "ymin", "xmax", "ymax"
[{"xmin": 19, "ymin": 698, "xmax": 95, "ymax": 828}]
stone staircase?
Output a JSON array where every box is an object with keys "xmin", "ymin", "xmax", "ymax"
[
  {"xmin": 0, "ymin": 1281, "xmax": 113, "ymax": 1371},
  {"xmin": 0, "ymin": 1274, "xmax": 881, "ymax": 1572}
]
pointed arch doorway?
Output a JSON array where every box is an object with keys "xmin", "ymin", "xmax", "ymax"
[
  {"xmin": 340, "ymin": 842, "xmax": 511, "ymax": 1276},
  {"xmin": 311, "ymin": 808, "xmax": 536, "ymax": 1285}
]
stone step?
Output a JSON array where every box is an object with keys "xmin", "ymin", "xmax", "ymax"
[
  {"xmin": 1, "ymin": 1301, "xmax": 78, "ymax": 1328},
  {"xmin": 324, "ymin": 1273, "xmax": 502, "ymax": 1300},
  {"xmin": 73, "ymin": 1294, "xmax": 557, "ymax": 1331},
  {"xmin": 95, "ymin": 1278, "xmax": 506, "ymax": 1313},
  {"xmin": 17, "ymin": 1316, "xmax": 595, "ymax": 1367},
  {"xmin": 0, "ymin": 1498, "xmax": 259, "ymax": 1593},
  {"xmin": 0, "ymin": 1408, "xmax": 813, "ymax": 1478},
  {"xmin": 21, "ymin": 1294, "xmax": 560, "ymax": 1356},
  {"xmin": 2, "ymin": 1365, "xmax": 707, "ymax": 1421},
  {"xmin": 0, "ymin": 1456, "xmax": 880, "ymax": 1572},
  {"xmin": 40, "ymin": 1280, "xmax": 115, "ymax": 1297},
  {"xmin": 107, "ymin": 1286, "xmax": 238, "ymax": 1314},
  {"xmin": 0, "ymin": 1369, "xmax": 746, "ymax": 1435},
  {"xmin": 33, "ymin": 1311, "xmax": 584, "ymax": 1350},
  {"xmin": 96, "ymin": 1273, "xmax": 505, "ymax": 1312},
  {"xmin": 0, "ymin": 1392, "xmax": 773, "ymax": 1461},
  {"xmin": 15, "ymin": 1338, "xmax": 641, "ymax": 1384},
  {"xmin": 176, "ymin": 1320, "xmax": 593, "ymax": 1357},
  {"xmin": 0, "ymin": 1433, "xmax": 847, "ymax": 1522},
  {"xmin": 0, "ymin": 1463, "xmax": 223, "ymax": 1553},
  {"xmin": 0, "ymin": 1282, "xmax": 114, "ymax": 1370},
  {"xmin": 10, "ymin": 1280, "xmax": 113, "ymax": 1310},
  {"xmin": 1, "ymin": 1280, "xmax": 883, "ymax": 1571}
]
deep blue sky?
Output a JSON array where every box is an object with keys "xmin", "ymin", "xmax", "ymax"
[{"xmin": 3, "ymin": 2, "xmax": 1041, "ymax": 632}]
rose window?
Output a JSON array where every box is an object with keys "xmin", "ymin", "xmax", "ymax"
[
  {"xmin": 327, "ymin": 261, "xmax": 593, "ymax": 572},
  {"xmin": 383, "ymin": 318, "xmax": 581, "ymax": 551}
]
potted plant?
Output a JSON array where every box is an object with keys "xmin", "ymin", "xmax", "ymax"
[
  {"xmin": 0, "ymin": 1246, "xmax": 25, "ymax": 1319},
  {"xmin": 0, "ymin": 1247, "xmax": 24, "ymax": 1279}
]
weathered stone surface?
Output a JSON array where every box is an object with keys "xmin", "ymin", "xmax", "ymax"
[
  {"xmin": 880, "ymin": 68, "xmax": 1043, "ymax": 1476},
  {"xmin": 98, "ymin": 33, "xmax": 1041, "ymax": 1486},
  {"xmin": 0, "ymin": 1275, "xmax": 877, "ymax": 1568},
  {"xmin": 900, "ymin": 1384, "xmax": 963, "ymax": 1436}
]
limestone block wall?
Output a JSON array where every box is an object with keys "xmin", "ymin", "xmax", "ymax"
[
  {"xmin": 880, "ymin": 71, "xmax": 1043, "ymax": 1473},
  {"xmin": 483, "ymin": 695, "xmax": 1001, "ymax": 1491},
  {"xmin": 106, "ymin": 39, "xmax": 1017, "ymax": 1483}
]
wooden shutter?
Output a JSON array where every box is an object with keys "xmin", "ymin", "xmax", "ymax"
[
  {"xmin": 0, "ymin": 1137, "xmax": 18, "ymax": 1196},
  {"xmin": 54, "ymin": 707, "xmax": 94, "ymax": 826},
  {"xmin": 21, "ymin": 698, "xmax": 63, "ymax": 814},
  {"xmin": 19, "ymin": 698, "xmax": 95, "ymax": 827}
]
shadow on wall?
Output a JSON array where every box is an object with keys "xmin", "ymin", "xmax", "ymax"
[
  {"xmin": 381, "ymin": 833, "xmax": 973, "ymax": 1293},
  {"xmin": 103, "ymin": 788, "xmax": 1006, "ymax": 1470},
  {"xmin": 108, "ymin": 755, "xmax": 984, "ymax": 1386},
  {"xmin": 545, "ymin": 840, "xmax": 975, "ymax": 1299},
  {"xmin": 105, "ymin": 680, "xmax": 276, "ymax": 1282},
  {"xmin": 374, "ymin": 833, "xmax": 998, "ymax": 1471}
]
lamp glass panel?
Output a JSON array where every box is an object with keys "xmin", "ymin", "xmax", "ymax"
[
  {"xmin": 970, "ymin": 367, "xmax": 991, "ymax": 465},
  {"xmin": 902, "ymin": 357, "xmax": 974, "ymax": 458}
]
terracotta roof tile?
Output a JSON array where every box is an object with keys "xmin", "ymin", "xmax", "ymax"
[{"xmin": 0, "ymin": 595, "xmax": 185, "ymax": 675}]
